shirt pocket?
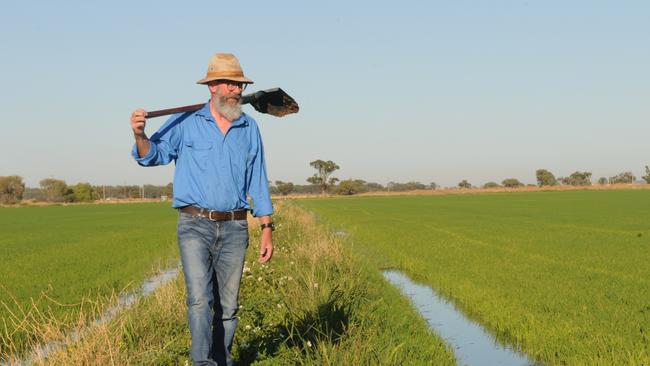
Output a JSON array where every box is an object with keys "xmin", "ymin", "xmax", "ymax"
[{"xmin": 185, "ymin": 140, "xmax": 214, "ymax": 165}]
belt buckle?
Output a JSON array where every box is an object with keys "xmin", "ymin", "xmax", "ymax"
[
  {"xmin": 206, "ymin": 210, "xmax": 236, "ymax": 221},
  {"xmin": 207, "ymin": 210, "xmax": 218, "ymax": 221}
]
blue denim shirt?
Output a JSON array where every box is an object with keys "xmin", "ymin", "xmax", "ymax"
[{"xmin": 132, "ymin": 102, "xmax": 273, "ymax": 217}]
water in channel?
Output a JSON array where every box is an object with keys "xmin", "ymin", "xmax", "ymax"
[
  {"xmin": 14, "ymin": 267, "xmax": 180, "ymax": 365},
  {"xmin": 383, "ymin": 270, "xmax": 541, "ymax": 366}
]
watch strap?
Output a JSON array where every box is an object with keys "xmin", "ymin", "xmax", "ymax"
[{"xmin": 260, "ymin": 222, "xmax": 275, "ymax": 231}]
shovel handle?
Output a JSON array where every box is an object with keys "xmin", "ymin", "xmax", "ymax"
[
  {"xmin": 145, "ymin": 88, "xmax": 298, "ymax": 119},
  {"xmin": 145, "ymin": 103, "xmax": 206, "ymax": 119}
]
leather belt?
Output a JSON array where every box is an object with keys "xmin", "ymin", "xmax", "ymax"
[{"xmin": 179, "ymin": 206, "xmax": 248, "ymax": 221}]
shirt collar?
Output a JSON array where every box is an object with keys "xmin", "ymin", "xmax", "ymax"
[{"xmin": 195, "ymin": 101, "xmax": 249, "ymax": 127}]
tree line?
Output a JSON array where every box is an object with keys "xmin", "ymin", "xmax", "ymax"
[
  {"xmin": 270, "ymin": 161, "xmax": 650, "ymax": 196},
  {"xmin": 0, "ymin": 176, "xmax": 172, "ymax": 205},
  {"xmin": 3, "ymin": 165, "xmax": 650, "ymax": 204},
  {"xmin": 471, "ymin": 168, "xmax": 648, "ymax": 190}
]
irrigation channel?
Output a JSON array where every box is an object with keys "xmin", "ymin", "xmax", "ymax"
[
  {"xmin": 14, "ymin": 267, "xmax": 180, "ymax": 365},
  {"xmin": 383, "ymin": 270, "xmax": 541, "ymax": 366}
]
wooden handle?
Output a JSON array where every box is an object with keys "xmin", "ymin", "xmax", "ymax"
[{"xmin": 145, "ymin": 103, "xmax": 206, "ymax": 119}]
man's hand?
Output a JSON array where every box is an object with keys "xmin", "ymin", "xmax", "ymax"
[
  {"xmin": 131, "ymin": 109, "xmax": 150, "ymax": 158},
  {"xmin": 131, "ymin": 109, "xmax": 148, "ymax": 137},
  {"xmin": 259, "ymin": 229, "xmax": 273, "ymax": 263}
]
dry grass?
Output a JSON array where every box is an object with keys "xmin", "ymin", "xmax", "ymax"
[
  {"xmin": 31, "ymin": 274, "xmax": 188, "ymax": 365},
  {"xmin": 1, "ymin": 289, "xmax": 126, "ymax": 365}
]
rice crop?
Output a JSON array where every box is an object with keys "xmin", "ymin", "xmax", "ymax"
[
  {"xmin": 298, "ymin": 190, "xmax": 650, "ymax": 365},
  {"xmin": 28, "ymin": 202, "xmax": 455, "ymax": 365},
  {"xmin": 0, "ymin": 202, "xmax": 178, "ymax": 357}
]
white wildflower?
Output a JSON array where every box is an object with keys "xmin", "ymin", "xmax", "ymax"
[
  {"xmin": 306, "ymin": 340, "xmax": 312, "ymax": 347},
  {"xmin": 257, "ymin": 277, "xmax": 263, "ymax": 282},
  {"xmin": 245, "ymin": 325, "xmax": 251, "ymax": 330}
]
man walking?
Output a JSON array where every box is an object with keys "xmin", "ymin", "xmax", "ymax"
[{"xmin": 130, "ymin": 53, "xmax": 274, "ymax": 366}]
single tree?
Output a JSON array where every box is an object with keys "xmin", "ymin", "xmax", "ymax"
[
  {"xmin": 0, "ymin": 175, "xmax": 25, "ymax": 204},
  {"xmin": 40, "ymin": 178, "xmax": 72, "ymax": 202},
  {"xmin": 71, "ymin": 182, "xmax": 95, "ymax": 202},
  {"xmin": 458, "ymin": 180, "xmax": 471, "ymax": 189},
  {"xmin": 536, "ymin": 169, "xmax": 558, "ymax": 187},
  {"xmin": 306, "ymin": 159, "xmax": 340, "ymax": 195},
  {"xmin": 502, "ymin": 178, "xmax": 523, "ymax": 188},
  {"xmin": 597, "ymin": 177, "xmax": 608, "ymax": 185}
]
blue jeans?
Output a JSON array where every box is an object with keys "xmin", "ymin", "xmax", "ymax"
[{"xmin": 177, "ymin": 212, "xmax": 249, "ymax": 366}]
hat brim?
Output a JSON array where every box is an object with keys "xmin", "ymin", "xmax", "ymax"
[{"xmin": 196, "ymin": 76, "xmax": 254, "ymax": 85}]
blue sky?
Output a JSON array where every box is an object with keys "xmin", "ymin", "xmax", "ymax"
[{"xmin": 1, "ymin": 1, "xmax": 648, "ymax": 187}]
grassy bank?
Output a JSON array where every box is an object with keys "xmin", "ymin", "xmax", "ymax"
[
  {"xmin": 0, "ymin": 202, "xmax": 178, "ymax": 357},
  {"xmin": 299, "ymin": 190, "xmax": 650, "ymax": 365},
  {"xmin": 28, "ymin": 202, "xmax": 455, "ymax": 365}
]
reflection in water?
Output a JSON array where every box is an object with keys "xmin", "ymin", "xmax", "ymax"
[{"xmin": 383, "ymin": 270, "xmax": 541, "ymax": 366}]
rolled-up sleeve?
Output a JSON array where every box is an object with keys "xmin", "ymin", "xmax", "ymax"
[
  {"xmin": 131, "ymin": 114, "xmax": 182, "ymax": 166},
  {"xmin": 247, "ymin": 126, "xmax": 273, "ymax": 217}
]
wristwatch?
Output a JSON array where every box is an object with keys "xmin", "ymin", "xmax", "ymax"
[{"xmin": 260, "ymin": 222, "xmax": 275, "ymax": 231}]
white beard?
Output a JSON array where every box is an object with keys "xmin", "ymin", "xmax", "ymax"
[{"xmin": 213, "ymin": 89, "xmax": 242, "ymax": 121}]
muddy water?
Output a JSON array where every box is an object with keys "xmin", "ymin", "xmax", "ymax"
[{"xmin": 383, "ymin": 270, "xmax": 541, "ymax": 366}]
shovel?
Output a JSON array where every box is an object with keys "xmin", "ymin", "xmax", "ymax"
[{"xmin": 145, "ymin": 88, "xmax": 299, "ymax": 119}]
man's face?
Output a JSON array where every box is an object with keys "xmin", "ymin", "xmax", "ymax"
[
  {"xmin": 210, "ymin": 80, "xmax": 246, "ymax": 121},
  {"xmin": 215, "ymin": 80, "xmax": 245, "ymax": 102}
]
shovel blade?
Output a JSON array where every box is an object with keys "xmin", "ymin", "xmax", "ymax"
[{"xmin": 245, "ymin": 88, "xmax": 299, "ymax": 117}]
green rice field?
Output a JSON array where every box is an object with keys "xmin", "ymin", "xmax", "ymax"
[
  {"xmin": 3, "ymin": 191, "xmax": 650, "ymax": 364},
  {"xmin": 0, "ymin": 202, "xmax": 178, "ymax": 354},
  {"xmin": 298, "ymin": 190, "xmax": 650, "ymax": 365}
]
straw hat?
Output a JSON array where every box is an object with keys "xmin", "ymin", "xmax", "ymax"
[{"xmin": 196, "ymin": 53, "xmax": 254, "ymax": 85}]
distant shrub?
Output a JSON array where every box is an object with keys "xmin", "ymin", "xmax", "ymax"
[
  {"xmin": 483, "ymin": 182, "xmax": 501, "ymax": 189},
  {"xmin": 536, "ymin": 169, "xmax": 558, "ymax": 186},
  {"xmin": 609, "ymin": 172, "xmax": 635, "ymax": 184},
  {"xmin": 0, "ymin": 175, "xmax": 25, "ymax": 204},
  {"xmin": 502, "ymin": 178, "xmax": 523, "ymax": 188},
  {"xmin": 559, "ymin": 171, "xmax": 592, "ymax": 186},
  {"xmin": 458, "ymin": 180, "xmax": 472, "ymax": 189}
]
